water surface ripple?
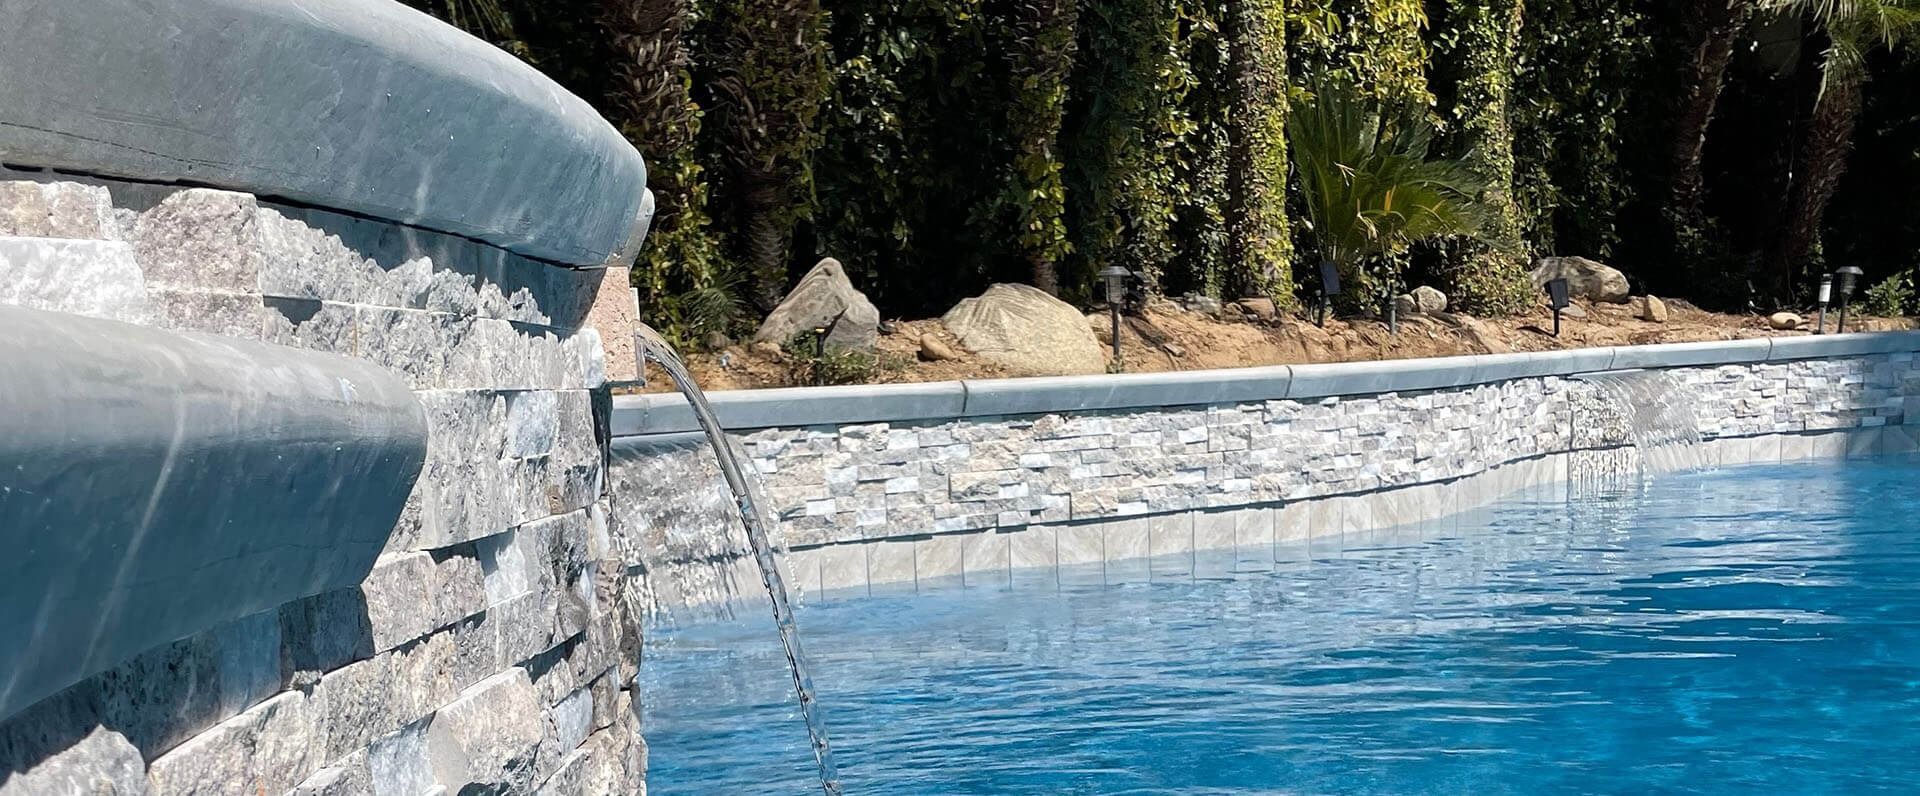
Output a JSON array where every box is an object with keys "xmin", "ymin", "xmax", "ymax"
[{"xmin": 643, "ymin": 458, "xmax": 1920, "ymax": 793}]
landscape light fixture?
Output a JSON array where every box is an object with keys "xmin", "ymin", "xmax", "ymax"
[
  {"xmin": 1546, "ymin": 277, "xmax": 1571, "ymax": 338},
  {"xmin": 1098, "ymin": 265, "xmax": 1132, "ymax": 371},
  {"xmin": 1315, "ymin": 260, "xmax": 1342, "ymax": 327},
  {"xmin": 811, "ymin": 325, "xmax": 828, "ymax": 358},
  {"xmin": 1815, "ymin": 273, "xmax": 1833, "ymax": 335},
  {"xmin": 1835, "ymin": 265, "xmax": 1864, "ymax": 334}
]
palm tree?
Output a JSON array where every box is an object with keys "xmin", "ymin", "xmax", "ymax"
[
  {"xmin": 1668, "ymin": 0, "xmax": 1761, "ymax": 223},
  {"xmin": 1288, "ymin": 82, "xmax": 1507, "ymax": 309},
  {"xmin": 1766, "ymin": 0, "xmax": 1920, "ymax": 300},
  {"xmin": 704, "ymin": 0, "xmax": 832, "ymax": 310}
]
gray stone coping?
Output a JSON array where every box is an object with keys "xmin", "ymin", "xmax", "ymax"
[
  {"xmin": 0, "ymin": 0, "xmax": 649, "ymax": 267},
  {"xmin": 0, "ymin": 304, "xmax": 428, "ymax": 722},
  {"xmin": 613, "ymin": 331, "xmax": 1920, "ymax": 436}
]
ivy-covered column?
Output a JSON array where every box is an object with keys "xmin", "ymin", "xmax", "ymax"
[
  {"xmin": 1223, "ymin": 0, "xmax": 1294, "ymax": 301},
  {"xmin": 1436, "ymin": 0, "xmax": 1531, "ymax": 314},
  {"xmin": 1007, "ymin": 0, "xmax": 1080, "ymax": 295},
  {"xmin": 1067, "ymin": 0, "xmax": 1189, "ymax": 293}
]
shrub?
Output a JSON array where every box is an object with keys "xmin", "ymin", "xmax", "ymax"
[
  {"xmin": 782, "ymin": 334, "xmax": 901, "ymax": 386},
  {"xmin": 1861, "ymin": 269, "xmax": 1915, "ymax": 317}
]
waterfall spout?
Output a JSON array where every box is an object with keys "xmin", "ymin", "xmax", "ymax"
[{"xmin": 633, "ymin": 324, "xmax": 843, "ymax": 796}]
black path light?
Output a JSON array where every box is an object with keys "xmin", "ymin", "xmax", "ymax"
[
  {"xmin": 1546, "ymin": 277, "xmax": 1571, "ymax": 338},
  {"xmin": 1835, "ymin": 265, "xmax": 1864, "ymax": 333},
  {"xmin": 1098, "ymin": 265, "xmax": 1131, "ymax": 371},
  {"xmin": 1815, "ymin": 272, "xmax": 1833, "ymax": 335},
  {"xmin": 1315, "ymin": 260, "xmax": 1342, "ymax": 327}
]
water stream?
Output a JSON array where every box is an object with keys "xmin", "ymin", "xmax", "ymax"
[
  {"xmin": 1574, "ymin": 369, "xmax": 1708, "ymax": 477},
  {"xmin": 633, "ymin": 323, "xmax": 843, "ymax": 796}
]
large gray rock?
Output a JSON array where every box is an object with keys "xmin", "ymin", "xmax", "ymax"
[
  {"xmin": 942, "ymin": 283, "xmax": 1106, "ymax": 375},
  {"xmin": 1411, "ymin": 285, "xmax": 1448, "ymax": 314},
  {"xmin": 1530, "ymin": 256, "xmax": 1631, "ymax": 304},
  {"xmin": 753, "ymin": 258, "xmax": 881, "ymax": 351}
]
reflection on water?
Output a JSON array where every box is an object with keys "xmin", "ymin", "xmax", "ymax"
[{"xmin": 644, "ymin": 456, "xmax": 1920, "ymax": 794}]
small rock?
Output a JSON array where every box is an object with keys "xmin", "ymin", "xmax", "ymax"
[
  {"xmin": 1181, "ymin": 292, "xmax": 1223, "ymax": 318},
  {"xmin": 1635, "ymin": 295, "xmax": 1669, "ymax": 323},
  {"xmin": 1234, "ymin": 297, "xmax": 1277, "ymax": 321},
  {"xmin": 878, "ymin": 319, "xmax": 899, "ymax": 334},
  {"xmin": 1529, "ymin": 255, "xmax": 1631, "ymax": 303},
  {"xmin": 1558, "ymin": 303, "xmax": 1589, "ymax": 319},
  {"xmin": 1769, "ymin": 311, "xmax": 1804, "ymax": 330},
  {"xmin": 1411, "ymin": 285, "xmax": 1448, "ymax": 314},
  {"xmin": 701, "ymin": 330, "xmax": 731, "ymax": 351},
  {"xmin": 748, "ymin": 340, "xmax": 782, "ymax": 360},
  {"xmin": 918, "ymin": 336, "xmax": 959, "ymax": 362}
]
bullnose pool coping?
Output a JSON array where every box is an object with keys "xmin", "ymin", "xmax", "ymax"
[{"xmin": 612, "ymin": 331, "xmax": 1920, "ymax": 437}]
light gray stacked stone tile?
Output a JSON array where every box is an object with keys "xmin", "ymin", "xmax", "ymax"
[{"xmin": 0, "ymin": 177, "xmax": 639, "ymax": 795}]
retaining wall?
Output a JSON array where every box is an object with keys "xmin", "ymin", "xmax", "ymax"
[{"xmin": 611, "ymin": 336, "xmax": 1920, "ymax": 616}]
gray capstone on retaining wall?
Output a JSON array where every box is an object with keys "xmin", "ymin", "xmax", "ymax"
[
  {"xmin": 0, "ymin": 0, "xmax": 650, "ymax": 267},
  {"xmin": 0, "ymin": 178, "xmax": 644, "ymax": 795}
]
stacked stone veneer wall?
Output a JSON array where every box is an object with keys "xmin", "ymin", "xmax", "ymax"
[
  {"xmin": 615, "ymin": 348, "xmax": 1920, "ymax": 615},
  {"xmin": 0, "ymin": 178, "xmax": 645, "ymax": 794}
]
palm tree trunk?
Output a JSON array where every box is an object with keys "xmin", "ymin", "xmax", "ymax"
[
  {"xmin": 1223, "ymin": 0, "xmax": 1292, "ymax": 299},
  {"xmin": 1668, "ymin": 0, "xmax": 1757, "ymax": 218},
  {"xmin": 1769, "ymin": 69, "xmax": 1864, "ymax": 301}
]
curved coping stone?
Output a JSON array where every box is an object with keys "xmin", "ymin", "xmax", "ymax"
[
  {"xmin": 959, "ymin": 367, "xmax": 1294, "ymax": 417},
  {"xmin": 613, "ymin": 381, "xmax": 967, "ymax": 436},
  {"xmin": 1766, "ymin": 331, "xmax": 1920, "ymax": 361},
  {"xmin": 609, "ymin": 332, "xmax": 1920, "ymax": 437},
  {"xmin": 0, "ymin": 0, "xmax": 648, "ymax": 267},
  {"xmin": 1604, "ymin": 337, "xmax": 1772, "ymax": 370},
  {"xmin": 0, "ymin": 305, "xmax": 428, "ymax": 723}
]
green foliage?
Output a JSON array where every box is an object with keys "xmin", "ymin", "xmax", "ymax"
[
  {"xmin": 600, "ymin": 0, "xmax": 731, "ymax": 345},
  {"xmin": 1063, "ymin": 0, "xmax": 1192, "ymax": 293},
  {"xmin": 700, "ymin": 0, "xmax": 832, "ymax": 308},
  {"xmin": 781, "ymin": 334, "xmax": 901, "ymax": 385},
  {"xmin": 1289, "ymin": 0, "xmax": 1433, "ymax": 108},
  {"xmin": 1509, "ymin": 0, "xmax": 1654, "ymax": 262},
  {"xmin": 1223, "ymin": 0, "xmax": 1296, "ymax": 302},
  {"xmin": 1427, "ymin": 0, "xmax": 1532, "ymax": 314},
  {"xmin": 1004, "ymin": 0, "xmax": 1081, "ymax": 292},
  {"xmin": 1288, "ymin": 81, "xmax": 1507, "ymax": 307},
  {"xmin": 1862, "ymin": 268, "xmax": 1916, "ymax": 316}
]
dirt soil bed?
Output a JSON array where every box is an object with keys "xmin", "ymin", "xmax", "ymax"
[{"xmin": 639, "ymin": 298, "xmax": 1916, "ymax": 393}]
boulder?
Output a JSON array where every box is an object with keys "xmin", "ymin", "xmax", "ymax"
[
  {"xmin": 942, "ymin": 283, "xmax": 1106, "ymax": 375},
  {"xmin": 752, "ymin": 258, "xmax": 881, "ymax": 351},
  {"xmin": 1769, "ymin": 311, "xmax": 1805, "ymax": 330},
  {"xmin": 1530, "ymin": 256, "xmax": 1631, "ymax": 304},
  {"xmin": 1559, "ymin": 303, "xmax": 1589, "ymax": 319},
  {"xmin": 1636, "ymin": 295, "xmax": 1669, "ymax": 323},
  {"xmin": 1411, "ymin": 285, "xmax": 1448, "ymax": 314}
]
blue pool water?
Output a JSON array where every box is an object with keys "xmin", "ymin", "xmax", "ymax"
[{"xmin": 642, "ymin": 457, "xmax": 1920, "ymax": 793}]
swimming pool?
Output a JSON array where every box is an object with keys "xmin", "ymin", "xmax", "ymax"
[{"xmin": 641, "ymin": 456, "xmax": 1920, "ymax": 793}]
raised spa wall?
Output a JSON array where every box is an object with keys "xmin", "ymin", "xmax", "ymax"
[
  {"xmin": 0, "ymin": 0, "xmax": 651, "ymax": 792},
  {"xmin": 612, "ymin": 336, "xmax": 1920, "ymax": 617}
]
